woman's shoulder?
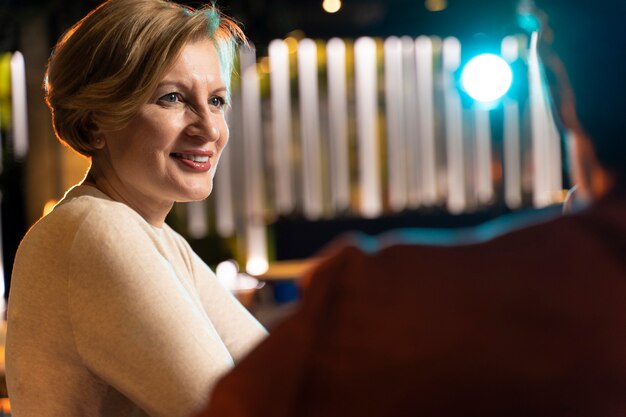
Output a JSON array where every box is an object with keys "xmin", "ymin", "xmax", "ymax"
[
  {"xmin": 23, "ymin": 184, "xmax": 154, "ymax": 249},
  {"xmin": 11, "ymin": 185, "xmax": 149, "ymax": 292},
  {"xmin": 53, "ymin": 183, "xmax": 138, "ymax": 220}
]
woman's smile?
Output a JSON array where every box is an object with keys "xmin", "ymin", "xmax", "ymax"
[{"xmin": 171, "ymin": 150, "xmax": 214, "ymax": 172}]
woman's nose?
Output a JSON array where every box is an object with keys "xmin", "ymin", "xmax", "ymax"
[{"xmin": 187, "ymin": 110, "xmax": 221, "ymax": 142}]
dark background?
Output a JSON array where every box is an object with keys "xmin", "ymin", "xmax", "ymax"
[{"xmin": 2, "ymin": 0, "xmax": 522, "ymax": 54}]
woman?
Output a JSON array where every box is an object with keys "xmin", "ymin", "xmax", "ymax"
[{"xmin": 5, "ymin": 1, "xmax": 266, "ymax": 416}]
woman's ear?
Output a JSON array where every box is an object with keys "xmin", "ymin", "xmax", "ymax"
[{"xmin": 86, "ymin": 120, "xmax": 106, "ymax": 150}]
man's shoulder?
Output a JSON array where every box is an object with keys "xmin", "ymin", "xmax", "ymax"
[{"xmin": 304, "ymin": 211, "xmax": 583, "ymax": 291}]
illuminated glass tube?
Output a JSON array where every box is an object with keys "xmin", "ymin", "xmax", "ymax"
[
  {"xmin": 384, "ymin": 36, "xmax": 408, "ymax": 213},
  {"xmin": 503, "ymin": 98, "xmax": 522, "ymax": 208},
  {"xmin": 268, "ymin": 39, "xmax": 295, "ymax": 214},
  {"xmin": 528, "ymin": 32, "xmax": 562, "ymax": 207},
  {"xmin": 401, "ymin": 36, "xmax": 421, "ymax": 208},
  {"xmin": 501, "ymin": 36, "xmax": 523, "ymax": 209},
  {"xmin": 10, "ymin": 52, "xmax": 29, "ymax": 160},
  {"xmin": 297, "ymin": 38, "xmax": 324, "ymax": 220},
  {"xmin": 442, "ymin": 37, "xmax": 466, "ymax": 214},
  {"xmin": 528, "ymin": 32, "xmax": 549, "ymax": 206},
  {"xmin": 186, "ymin": 200, "xmax": 208, "ymax": 239},
  {"xmin": 245, "ymin": 222, "xmax": 269, "ymax": 276},
  {"xmin": 354, "ymin": 37, "xmax": 382, "ymax": 218},
  {"xmin": 215, "ymin": 141, "xmax": 235, "ymax": 237},
  {"xmin": 241, "ymin": 47, "xmax": 268, "ymax": 271},
  {"xmin": 415, "ymin": 36, "xmax": 437, "ymax": 205},
  {"xmin": 326, "ymin": 38, "xmax": 351, "ymax": 213},
  {"xmin": 215, "ymin": 93, "xmax": 242, "ymax": 238},
  {"xmin": 241, "ymin": 64, "xmax": 264, "ymax": 213},
  {"xmin": 547, "ymin": 115, "xmax": 563, "ymax": 198},
  {"xmin": 0, "ymin": 52, "xmax": 7, "ymax": 173},
  {"xmin": 474, "ymin": 107, "xmax": 493, "ymax": 204}
]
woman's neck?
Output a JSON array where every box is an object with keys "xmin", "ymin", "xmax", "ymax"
[{"xmin": 82, "ymin": 166, "xmax": 171, "ymax": 228}]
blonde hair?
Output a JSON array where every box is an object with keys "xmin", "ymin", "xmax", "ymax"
[{"xmin": 45, "ymin": 0, "xmax": 246, "ymax": 157}]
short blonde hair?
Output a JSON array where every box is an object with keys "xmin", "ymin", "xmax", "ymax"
[{"xmin": 45, "ymin": 0, "xmax": 246, "ymax": 157}]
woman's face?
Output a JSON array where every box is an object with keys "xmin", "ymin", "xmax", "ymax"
[{"xmin": 95, "ymin": 39, "xmax": 229, "ymax": 221}]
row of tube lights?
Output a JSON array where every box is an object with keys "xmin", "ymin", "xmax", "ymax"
[{"xmin": 322, "ymin": 0, "xmax": 448, "ymax": 14}]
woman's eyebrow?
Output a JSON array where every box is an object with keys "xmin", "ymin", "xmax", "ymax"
[
  {"xmin": 156, "ymin": 80, "xmax": 188, "ymax": 90},
  {"xmin": 156, "ymin": 80, "xmax": 227, "ymax": 94},
  {"xmin": 211, "ymin": 86, "xmax": 227, "ymax": 95}
]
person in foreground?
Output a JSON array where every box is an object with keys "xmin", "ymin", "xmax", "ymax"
[
  {"xmin": 198, "ymin": 1, "xmax": 626, "ymax": 416},
  {"xmin": 5, "ymin": 1, "xmax": 266, "ymax": 416}
]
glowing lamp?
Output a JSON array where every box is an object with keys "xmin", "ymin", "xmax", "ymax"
[
  {"xmin": 246, "ymin": 257, "xmax": 269, "ymax": 276},
  {"xmin": 461, "ymin": 53, "xmax": 513, "ymax": 103},
  {"xmin": 322, "ymin": 0, "xmax": 341, "ymax": 13}
]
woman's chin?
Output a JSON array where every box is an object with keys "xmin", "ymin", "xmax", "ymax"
[
  {"xmin": 179, "ymin": 192, "xmax": 212, "ymax": 203},
  {"xmin": 170, "ymin": 184, "xmax": 211, "ymax": 203}
]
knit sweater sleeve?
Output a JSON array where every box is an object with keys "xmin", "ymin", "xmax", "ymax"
[
  {"xmin": 67, "ymin": 204, "xmax": 238, "ymax": 417},
  {"xmin": 186, "ymin": 248, "xmax": 267, "ymax": 363}
]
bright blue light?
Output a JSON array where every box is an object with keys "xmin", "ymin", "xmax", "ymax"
[{"xmin": 461, "ymin": 53, "xmax": 513, "ymax": 103}]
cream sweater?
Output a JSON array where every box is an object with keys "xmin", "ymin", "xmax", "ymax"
[{"xmin": 6, "ymin": 184, "xmax": 267, "ymax": 417}]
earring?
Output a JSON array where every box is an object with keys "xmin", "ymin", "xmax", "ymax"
[{"xmin": 93, "ymin": 136, "xmax": 105, "ymax": 149}]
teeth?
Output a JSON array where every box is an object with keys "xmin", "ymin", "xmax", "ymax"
[{"xmin": 174, "ymin": 153, "xmax": 209, "ymax": 163}]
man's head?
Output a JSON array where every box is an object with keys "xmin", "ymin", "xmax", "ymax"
[{"xmin": 526, "ymin": 0, "xmax": 626, "ymax": 199}]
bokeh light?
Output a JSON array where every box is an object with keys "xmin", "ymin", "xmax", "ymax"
[
  {"xmin": 322, "ymin": 0, "xmax": 342, "ymax": 13},
  {"xmin": 461, "ymin": 53, "xmax": 513, "ymax": 103},
  {"xmin": 425, "ymin": 0, "xmax": 447, "ymax": 12},
  {"xmin": 246, "ymin": 256, "xmax": 269, "ymax": 276}
]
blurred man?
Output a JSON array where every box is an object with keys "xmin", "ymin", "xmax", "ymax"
[{"xmin": 198, "ymin": 1, "xmax": 626, "ymax": 416}]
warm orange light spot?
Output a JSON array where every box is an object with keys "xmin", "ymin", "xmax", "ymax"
[
  {"xmin": 43, "ymin": 199, "xmax": 58, "ymax": 217},
  {"xmin": 0, "ymin": 397, "xmax": 10, "ymax": 413},
  {"xmin": 425, "ymin": 0, "xmax": 447, "ymax": 12},
  {"xmin": 284, "ymin": 37, "xmax": 299, "ymax": 54},
  {"xmin": 257, "ymin": 56, "xmax": 271, "ymax": 74}
]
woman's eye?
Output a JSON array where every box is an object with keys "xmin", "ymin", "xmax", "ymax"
[
  {"xmin": 158, "ymin": 92, "xmax": 183, "ymax": 105},
  {"xmin": 210, "ymin": 96, "xmax": 227, "ymax": 109}
]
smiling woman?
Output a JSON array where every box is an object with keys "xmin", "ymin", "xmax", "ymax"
[{"xmin": 4, "ymin": 1, "xmax": 267, "ymax": 417}]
